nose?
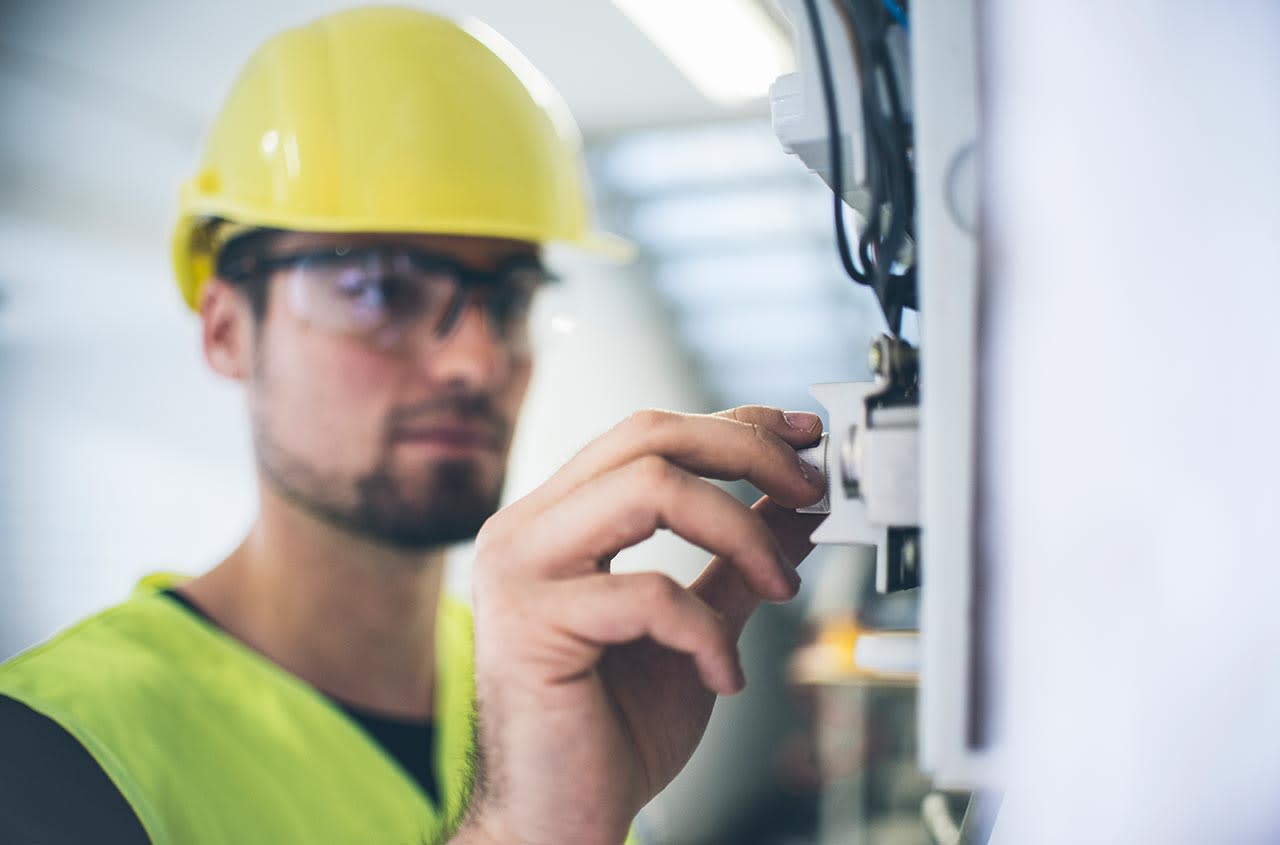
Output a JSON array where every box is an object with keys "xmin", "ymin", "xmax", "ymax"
[{"xmin": 414, "ymin": 298, "xmax": 512, "ymax": 390}]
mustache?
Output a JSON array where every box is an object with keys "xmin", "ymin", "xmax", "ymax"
[{"xmin": 386, "ymin": 394, "xmax": 511, "ymax": 439}]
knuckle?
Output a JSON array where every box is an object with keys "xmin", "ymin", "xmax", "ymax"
[
  {"xmin": 639, "ymin": 572, "xmax": 682, "ymax": 605},
  {"xmin": 624, "ymin": 408, "xmax": 671, "ymax": 438},
  {"xmin": 630, "ymin": 454, "xmax": 675, "ymax": 487},
  {"xmin": 619, "ymin": 499, "xmax": 660, "ymax": 541},
  {"xmin": 609, "ymin": 492, "xmax": 659, "ymax": 544}
]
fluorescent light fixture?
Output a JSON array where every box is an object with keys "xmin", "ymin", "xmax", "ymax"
[{"xmin": 611, "ymin": 0, "xmax": 794, "ymax": 106}]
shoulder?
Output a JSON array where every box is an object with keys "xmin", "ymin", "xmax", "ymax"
[
  {"xmin": 0, "ymin": 592, "xmax": 197, "ymax": 707},
  {"xmin": 0, "ymin": 694, "xmax": 148, "ymax": 843}
]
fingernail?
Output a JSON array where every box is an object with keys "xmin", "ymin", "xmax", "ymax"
[
  {"xmin": 784, "ymin": 412, "xmax": 820, "ymax": 431},
  {"xmin": 797, "ymin": 451, "xmax": 823, "ymax": 487}
]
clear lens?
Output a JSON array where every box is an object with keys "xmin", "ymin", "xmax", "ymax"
[{"xmin": 279, "ymin": 248, "xmax": 544, "ymax": 354}]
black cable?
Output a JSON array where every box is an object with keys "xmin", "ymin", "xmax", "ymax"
[
  {"xmin": 876, "ymin": 30, "xmax": 914, "ymax": 238},
  {"xmin": 880, "ymin": 47, "xmax": 916, "ymax": 241},
  {"xmin": 847, "ymin": 0, "xmax": 897, "ymax": 330},
  {"xmin": 803, "ymin": 0, "xmax": 872, "ymax": 288},
  {"xmin": 880, "ymin": 29, "xmax": 918, "ymax": 329},
  {"xmin": 870, "ymin": 49, "xmax": 910, "ymax": 332},
  {"xmin": 808, "ymin": 0, "xmax": 917, "ymax": 336},
  {"xmin": 849, "ymin": 0, "xmax": 915, "ymax": 335}
]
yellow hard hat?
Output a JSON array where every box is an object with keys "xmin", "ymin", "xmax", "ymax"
[{"xmin": 172, "ymin": 5, "xmax": 629, "ymax": 310}]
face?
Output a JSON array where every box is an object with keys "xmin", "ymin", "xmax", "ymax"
[{"xmin": 211, "ymin": 231, "xmax": 538, "ymax": 551}]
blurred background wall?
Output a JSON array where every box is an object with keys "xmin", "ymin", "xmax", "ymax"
[{"xmin": 0, "ymin": 1, "xmax": 893, "ymax": 842}]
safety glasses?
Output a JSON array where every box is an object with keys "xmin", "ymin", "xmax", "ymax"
[{"xmin": 227, "ymin": 245, "xmax": 555, "ymax": 354}]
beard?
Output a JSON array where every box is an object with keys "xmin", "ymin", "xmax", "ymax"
[
  {"xmin": 350, "ymin": 459, "xmax": 502, "ymax": 549},
  {"xmin": 253, "ymin": 407, "xmax": 508, "ymax": 552}
]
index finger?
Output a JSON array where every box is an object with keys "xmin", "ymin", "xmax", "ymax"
[
  {"xmin": 712, "ymin": 405, "xmax": 823, "ymax": 448},
  {"xmin": 500, "ymin": 407, "xmax": 826, "ymax": 526}
]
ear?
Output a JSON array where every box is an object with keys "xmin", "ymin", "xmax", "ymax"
[{"xmin": 200, "ymin": 277, "xmax": 255, "ymax": 382}]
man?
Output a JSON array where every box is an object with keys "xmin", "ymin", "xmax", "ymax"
[{"xmin": 0, "ymin": 8, "xmax": 825, "ymax": 843}]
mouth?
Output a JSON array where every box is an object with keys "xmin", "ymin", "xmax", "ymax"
[{"xmin": 390, "ymin": 425, "xmax": 504, "ymax": 454}]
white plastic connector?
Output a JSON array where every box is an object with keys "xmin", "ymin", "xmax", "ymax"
[
  {"xmin": 796, "ymin": 433, "xmax": 830, "ymax": 514},
  {"xmin": 769, "ymin": 0, "xmax": 872, "ymax": 215}
]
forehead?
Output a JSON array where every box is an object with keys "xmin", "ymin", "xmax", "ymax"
[{"xmin": 266, "ymin": 231, "xmax": 541, "ymax": 269}]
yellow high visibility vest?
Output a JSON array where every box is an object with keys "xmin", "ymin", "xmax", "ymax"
[{"xmin": 0, "ymin": 573, "xmax": 475, "ymax": 843}]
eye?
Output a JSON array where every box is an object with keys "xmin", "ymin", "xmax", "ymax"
[{"xmin": 334, "ymin": 271, "xmax": 388, "ymax": 311}]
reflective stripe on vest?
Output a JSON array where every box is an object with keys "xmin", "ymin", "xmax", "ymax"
[{"xmin": 0, "ymin": 574, "xmax": 476, "ymax": 844}]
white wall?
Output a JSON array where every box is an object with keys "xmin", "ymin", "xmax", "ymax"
[
  {"xmin": 983, "ymin": 2, "xmax": 1280, "ymax": 841},
  {"xmin": 0, "ymin": 219, "xmax": 251, "ymax": 653}
]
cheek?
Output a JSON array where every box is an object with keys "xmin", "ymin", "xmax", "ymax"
[
  {"xmin": 314, "ymin": 338, "xmax": 402, "ymax": 399},
  {"xmin": 500, "ymin": 357, "xmax": 534, "ymax": 419},
  {"xmin": 255, "ymin": 327, "xmax": 400, "ymax": 459}
]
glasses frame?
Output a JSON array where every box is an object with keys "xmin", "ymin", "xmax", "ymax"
[{"xmin": 220, "ymin": 242, "xmax": 559, "ymax": 350}]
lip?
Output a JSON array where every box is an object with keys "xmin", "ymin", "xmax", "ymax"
[{"xmin": 390, "ymin": 427, "xmax": 503, "ymax": 452}]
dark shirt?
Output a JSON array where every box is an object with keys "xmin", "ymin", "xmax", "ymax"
[{"xmin": 0, "ymin": 592, "xmax": 439, "ymax": 843}]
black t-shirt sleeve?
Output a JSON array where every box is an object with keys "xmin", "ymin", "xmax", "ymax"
[{"xmin": 0, "ymin": 694, "xmax": 148, "ymax": 844}]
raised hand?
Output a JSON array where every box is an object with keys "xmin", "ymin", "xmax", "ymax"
[{"xmin": 455, "ymin": 407, "xmax": 826, "ymax": 845}]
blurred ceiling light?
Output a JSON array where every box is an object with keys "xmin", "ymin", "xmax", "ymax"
[
  {"xmin": 611, "ymin": 0, "xmax": 794, "ymax": 106},
  {"xmin": 550, "ymin": 314, "xmax": 577, "ymax": 336}
]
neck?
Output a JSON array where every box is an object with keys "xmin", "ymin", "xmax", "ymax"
[{"xmin": 182, "ymin": 479, "xmax": 447, "ymax": 719}]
